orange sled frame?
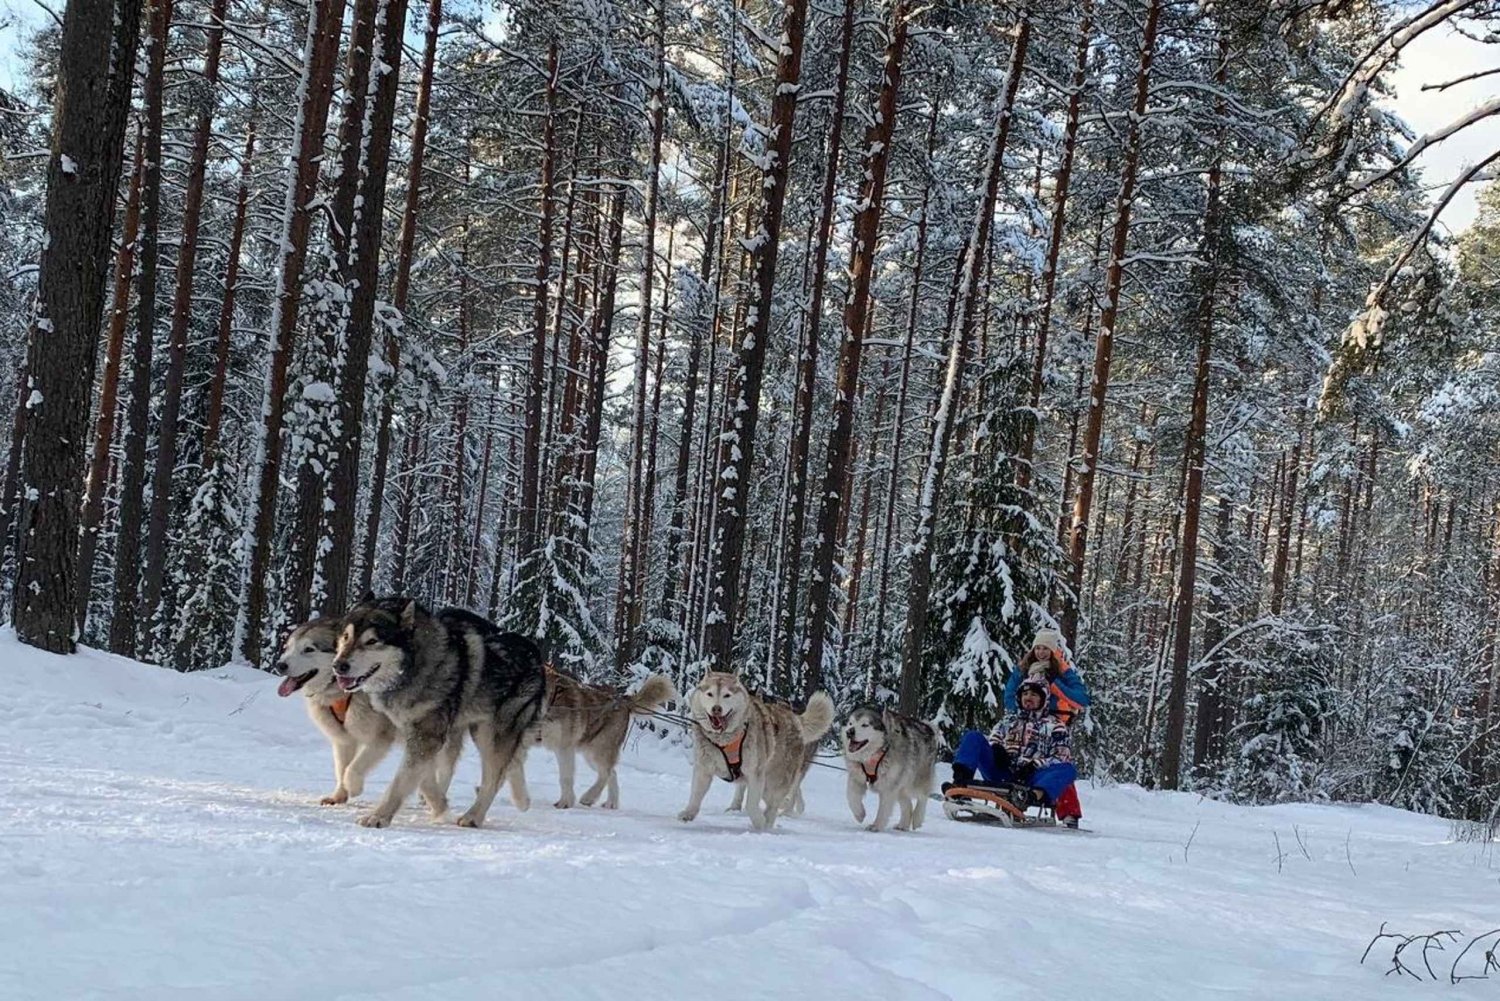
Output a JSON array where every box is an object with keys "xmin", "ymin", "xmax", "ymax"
[{"xmin": 941, "ymin": 786, "xmax": 1058, "ymax": 828}]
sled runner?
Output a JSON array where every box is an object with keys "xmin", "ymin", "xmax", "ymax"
[{"xmin": 940, "ymin": 785, "xmax": 1080, "ymax": 830}]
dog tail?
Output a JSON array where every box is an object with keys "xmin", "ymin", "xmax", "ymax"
[
  {"xmin": 626, "ymin": 673, "xmax": 675, "ymax": 714},
  {"xmin": 796, "ymin": 691, "xmax": 835, "ymax": 743}
]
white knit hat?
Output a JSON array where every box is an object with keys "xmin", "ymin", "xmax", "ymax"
[{"xmin": 1032, "ymin": 628, "xmax": 1063, "ymax": 653}]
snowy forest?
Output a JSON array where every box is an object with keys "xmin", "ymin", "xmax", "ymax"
[{"xmin": 1, "ymin": 0, "xmax": 1497, "ymax": 821}]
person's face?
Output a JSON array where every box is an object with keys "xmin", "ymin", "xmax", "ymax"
[
  {"xmin": 1032, "ymin": 645, "xmax": 1053, "ymax": 661},
  {"xmin": 1021, "ymin": 689, "xmax": 1044, "ymax": 711}
]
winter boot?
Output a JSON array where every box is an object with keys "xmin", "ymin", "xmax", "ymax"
[{"xmin": 942, "ymin": 763, "xmax": 976, "ymax": 794}]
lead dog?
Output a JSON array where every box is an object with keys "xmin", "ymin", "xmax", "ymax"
[
  {"xmin": 522, "ymin": 671, "xmax": 675, "ymax": 809},
  {"xmin": 841, "ymin": 706, "xmax": 940, "ymax": 832},
  {"xmin": 274, "ymin": 618, "xmax": 397, "ymax": 806},
  {"xmin": 331, "ymin": 597, "xmax": 546, "ymax": 829},
  {"xmin": 679, "ymin": 672, "xmax": 834, "ymax": 831}
]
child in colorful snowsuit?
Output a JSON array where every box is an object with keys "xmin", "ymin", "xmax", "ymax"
[
  {"xmin": 946, "ymin": 678, "xmax": 1078, "ymax": 814},
  {"xmin": 1004, "ymin": 628, "xmax": 1089, "ymax": 824}
]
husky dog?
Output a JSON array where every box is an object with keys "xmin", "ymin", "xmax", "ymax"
[
  {"xmin": 331, "ymin": 597, "xmax": 546, "ymax": 829},
  {"xmin": 523, "ymin": 671, "xmax": 675, "ymax": 809},
  {"xmin": 274, "ymin": 618, "xmax": 397, "ymax": 805},
  {"xmin": 679, "ymin": 672, "xmax": 834, "ymax": 831},
  {"xmin": 841, "ymin": 706, "xmax": 940, "ymax": 832}
]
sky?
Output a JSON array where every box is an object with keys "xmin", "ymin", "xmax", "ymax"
[{"xmin": 0, "ymin": 3, "xmax": 1496, "ymax": 232}]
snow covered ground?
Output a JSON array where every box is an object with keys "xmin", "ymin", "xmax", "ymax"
[{"xmin": 1, "ymin": 634, "xmax": 1495, "ymax": 1000}]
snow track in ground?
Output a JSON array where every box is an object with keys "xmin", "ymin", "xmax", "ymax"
[{"xmin": 1, "ymin": 634, "xmax": 1494, "ymax": 999}]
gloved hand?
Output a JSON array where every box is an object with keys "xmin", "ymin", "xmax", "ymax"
[{"xmin": 1012, "ymin": 760, "xmax": 1037, "ymax": 783}]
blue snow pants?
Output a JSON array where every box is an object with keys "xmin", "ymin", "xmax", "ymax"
[{"xmin": 953, "ymin": 730, "xmax": 1078, "ymax": 804}]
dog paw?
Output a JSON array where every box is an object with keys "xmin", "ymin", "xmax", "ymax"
[
  {"xmin": 455, "ymin": 813, "xmax": 484, "ymax": 829},
  {"xmin": 357, "ymin": 813, "xmax": 391, "ymax": 829},
  {"xmin": 677, "ymin": 809, "xmax": 698, "ymax": 823},
  {"xmin": 865, "ymin": 823, "xmax": 886, "ymax": 833},
  {"xmin": 320, "ymin": 790, "xmax": 349, "ymax": 806},
  {"xmin": 602, "ymin": 801, "xmax": 618, "ymax": 810},
  {"xmin": 851, "ymin": 808, "xmax": 866, "ymax": 824},
  {"xmin": 553, "ymin": 799, "xmax": 574, "ymax": 810}
]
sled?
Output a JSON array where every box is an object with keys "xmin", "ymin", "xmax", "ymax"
[{"xmin": 940, "ymin": 785, "xmax": 1067, "ymax": 830}]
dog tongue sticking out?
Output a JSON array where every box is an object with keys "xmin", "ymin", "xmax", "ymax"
[{"xmin": 277, "ymin": 672, "xmax": 315, "ymax": 698}]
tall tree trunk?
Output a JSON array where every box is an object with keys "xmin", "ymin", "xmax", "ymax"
[
  {"xmin": 0, "ymin": 359, "xmax": 29, "ymax": 597},
  {"xmin": 1159, "ymin": 38, "xmax": 1227, "ymax": 790},
  {"xmin": 139, "ymin": 0, "xmax": 231, "ymax": 642},
  {"xmin": 897, "ymin": 13, "xmax": 1031, "ymax": 713},
  {"xmin": 1019, "ymin": 0, "xmax": 1093, "ymax": 488},
  {"xmin": 800, "ymin": 2, "xmax": 910, "ymax": 695},
  {"xmin": 315, "ymin": 0, "xmax": 411, "ymax": 614},
  {"xmin": 109, "ymin": 0, "xmax": 173, "ymax": 657},
  {"xmin": 76, "ymin": 136, "xmax": 144, "ymax": 633},
  {"xmin": 871, "ymin": 103, "xmax": 938, "ymax": 671},
  {"xmin": 1192, "ymin": 496, "xmax": 1234, "ymax": 772},
  {"xmin": 465, "ymin": 385, "xmax": 498, "ymax": 609},
  {"xmin": 283, "ymin": 0, "xmax": 380, "ymax": 624},
  {"xmin": 237, "ymin": 0, "xmax": 350, "ymax": 662},
  {"xmin": 359, "ymin": 0, "xmax": 441, "ymax": 596},
  {"xmin": 1269, "ymin": 420, "xmax": 1305, "ymax": 616},
  {"xmin": 774, "ymin": 0, "xmax": 857, "ymax": 686},
  {"xmin": 698, "ymin": 0, "xmax": 814, "ymax": 669},
  {"xmin": 659, "ymin": 127, "xmax": 729, "ymax": 619},
  {"xmin": 390, "ymin": 427, "xmax": 421, "ymax": 595},
  {"xmin": 616, "ymin": 4, "xmax": 669, "ymax": 665},
  {"xmin": 520, "ymin": 41, "xmax": 560, "ymax": 565},
  {"xmin": 578, "ymin": 187, "xmax": 627, "ymax": 542},
  {"xmin": 13, "ymin": 0, "xmax": 145, "ymax": 654},
  {"xmin": 540, "ymin": 112, "xmax": 584, "ymax": 535},
  {"xmin": 1060, "ymin": 0, "xmax": 1163, "ymax": 647},
  {"xmin": 201, "ymin": 115, "xmax": 258, "ymax": 468}
]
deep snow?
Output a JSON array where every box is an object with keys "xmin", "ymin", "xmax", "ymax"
[{"xmin": 1, "ymin": 633, "xmax": 1495, "ymax": 1000}]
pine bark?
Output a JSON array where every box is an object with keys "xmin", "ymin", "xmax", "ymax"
[
  {"xmin": 698, "ymin": 0, "xmax": 814, "ymax": 669},
  {"xmin": 1192, "ymin": 496, "xmax": 1234, "ymax": 772},
  {"xmin": 871, "ymin": 104, "xmax": 938, "ymax": 667},
  {"xmin": 1060, "ymin": 0, "xmax": 1163, "ymax": 647},
  {"xmin": 1019, "ymin": 0, "xmax": 1093, "ymax": 487},
  {"xmin": 1159, "ymin": 38, "xmax": 1227, "ymax": 790},
  {"xmin": 109, "ymin": 0, "xmax": 173, "ymax": 657},
  {"xmin": 201, "ymin": 116, "xmax": 258, "ymax": 468},
  {"xmin": 358, "ymin": 0, "xmax": 440, "ymax": 596},
  {"xmin": 239, "ymin": 0, "xmax": 350, "ymax": 662},
  {"xmin": 800, "ymin": 1, "xmax": 911, "ymax": 695},
  {"xmin": 313, "ymin": 0, "xmax": 411, "ymax": 613},
  {"xmin": 616, "ymin": 6, "xmax": 668, "ymax": 665},
  {"xmin": 13, "ymin": 0, "xmax": 145, "ymax": 654},
  {"xmin": 520, "ymin": 41, "xmax": 560, "ymax": 565},
  {"xmin": 139, "ymin": 0, "xmax": 231, "ymax": 638},
  {"xmin": 75, "ymin": 137, "xmax": 144, "ymax": 633},
  {"xmin": 774, "ymin": 0, "xmax": 857, "ymax": 685}
]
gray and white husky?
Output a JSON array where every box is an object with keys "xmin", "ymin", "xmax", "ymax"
[
  {"xmin": 679, "ymin": 672, "xmax": 834, "ymax": 831},
  {"xmin": 331, "ymin": 597, "xmax": 546, "ymax": 830},
  {"xmin": 841, "ymin": 706, "xmax": 940, "ymax": 832},
  {"xmin": 274, "ymin": 618, "xmax": 396, "ymax": 805}
]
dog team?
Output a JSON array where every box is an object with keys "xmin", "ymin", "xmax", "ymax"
[{"xmin": 273, "ymin": 595, "xmax": 1084, "ymax": 833}]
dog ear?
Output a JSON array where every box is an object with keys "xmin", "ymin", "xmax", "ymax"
[{"xmin": 400, "ymin": 599, "xmax": 418, "ymax": 629}]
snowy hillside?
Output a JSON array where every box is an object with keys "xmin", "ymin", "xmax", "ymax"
[{"xmin": 1, "ymin": 634, "xmax": 1494, "ymax": 1001}]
